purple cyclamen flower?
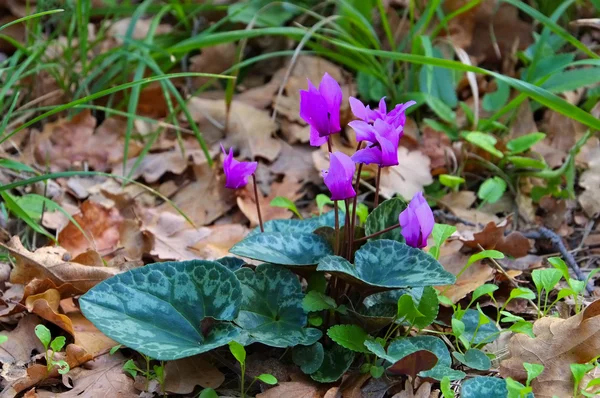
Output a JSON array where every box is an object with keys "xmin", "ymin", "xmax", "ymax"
[
  {"xmin": 349, "ymin": 96, "xmax": 416, "ymax": 130},
  {"xmin": 322, "ymin": 152, "xmax": 356, "ymax": 201},
  {"xmin": 399, "ymin": 192, "xmax": 434, "ymax": 249},
  {"xmin": 299, "ymin": 73, "xmax": 343, "ymax": 147},
  {"xmin": 221, "ymin": 144, "xmax": 258, "ymax": 189},
  {"xmin": 351, "ymin": 119, "xmax": 400, "ymax": 167}
]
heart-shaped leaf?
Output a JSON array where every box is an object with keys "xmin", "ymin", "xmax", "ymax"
[
  {"xmin": 365, "ymin": 198, "xmax": 406, "ymax": 242},
  {"xmin": 248, "ymin": 211, "xmax": 343, "ymax": 236},
  {"xmin": 327, "ymin": 325, "xmax": 370, "ymax": 353},
  {"xmin": 80, "ymin": 260, "xmax": 242, "ymax": 360},
  {"xmin": 453, "ymin": 348, "xmax": 491, "ymax": 371},
  {"xmin": 216, "ymin": 257, "xmax": 245, "ymax": 272},
  {"xmin": 234, "ymin": 264, "xmax": 321, "ymax": 347},
  {"xmin": 317, "ymin": 240, "xmax": 455, "ymax": 289},
  {"xmin": 230, "ymin": 232, "xmax": 333, "ymax": 266},
  {"xmin": 461, "ymin": 376, "xmax": 507, "ymax": 398},
  {"xmin": 292, "ymin": 342, "xmax": 324, "ymax": 375},
  {"xmin": 310, "ymin": 344, "xmax": 354, "ymax": 383},
  {"xmin": 456, "ymin": 309, "xmax": 499, "ymax": 345}
]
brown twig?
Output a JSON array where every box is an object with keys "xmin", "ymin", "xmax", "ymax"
[{"xmin": 252, "ymin": 175, "xmax": 264, "ymax": 233}]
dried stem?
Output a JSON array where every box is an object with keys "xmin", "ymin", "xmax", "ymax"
[
  {"xmin": 252, "ymin": 174, "xmax": 264, "ymax": 233},
  {"xmin": 374, "ymin": 165, "xmax": 382, "ymax": 208}
]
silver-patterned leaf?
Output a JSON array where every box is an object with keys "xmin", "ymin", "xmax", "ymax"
[
  {"xmin": 235, "ymin": 264, "xmax": 322, "ymax": 347},
  {"xmin": 80, "ymin": 260, "xmax": 242, "ymax": 360},
  {"xmin": 292, "ymin": 342, "xmax": 324, "ymax": 374},
  {"xmin": 230, "ymin": 232, "xmax": 333, "ymax": 266},
  {"xmin": 317, "ymin": 240, "xmax": 455, "ymax": 288},
  {"xmin": 365, "ymin": 198, "xmax": 406, "ymax": 242},
  {"xmin": 461, "ymin": 376, "xmax": 507, "ymax": 398},
  {"xmin": 248, "ymin": 211, "xmax": 343, "ymax": 236},
  {"xmin": 310, "ymin": 344, "xmax": 354, "ymax": 383}
]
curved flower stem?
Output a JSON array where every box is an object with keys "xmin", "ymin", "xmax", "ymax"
[
  {"xmin": 252, "ymin": 174, "xmax": 264, "ymax": 232},
  {"xmin": 327, "ymin": 136, "xmax": 340, "ymax": 255},
  {"xmin": 354, "ymin": 223, "xmax": 400, "ymax": 243},
  {"xmin": 349, "ymin": 141, "xmax": 363, "ymax": 260},
  {"xmin": 374, "ymin": 165, "xmax": 382, "ymax": 208},
  {"xmin": 344, "ymin": 199, "xmax": 351, "ymax": 259}
]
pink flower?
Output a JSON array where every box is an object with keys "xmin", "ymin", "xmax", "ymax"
[
  {"xmin": 322, "ymin": 152, "xmax": 356, "ymax": 201},
  {"xmin": 351, "ymin": 119, "xmax": 400, "ymax": 167},
  {"xmin": 399, "ymin": 192, "xmax": 434, "ymax": 248},
  {"xmin": 221, "ymin": 145, "xmax": 257, "ymax": 189},
  {"xmin": 299, "ymin": 73, "xmax": 343, "ymax": 147}
]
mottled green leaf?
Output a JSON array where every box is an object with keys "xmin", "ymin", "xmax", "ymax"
[
  {"xmin": 80, "ymin": 260, "xmax": 242, "ymax": 360},
  {"xmin": 310, "ymin": 344, "xmax": 354, "ymax": 383},
  {"xmin": 327, "ymin": 325, "xmax": 370, "ymax": 353},
  {"xmin": 461, "ymin": 376, "xmax": 507, "ymax": 398},
  {"xmin": 457, "ymin": 310, "xmax": 499, "ymax": 345},
  {"xmin": 292, "ymin": 342, "xmax": 324, "ymax": 375},
  {"xmin": 215, "ymin": 257, "xmax": 245, "ymax": 272},
  {"xmin": 235, "ymin": 264, "xmax": 321, "ymax": 347},
  {"xmin": 317, "ymin": 240, "xmax": 455, "ymax": 289},
  {"xmin": 453, "ymin": 348, "xmax": 491, "ymax": 371},
  {"xmin": 230, "ymin": 232, "xmax": 333, "ymax": 266},
  {"xmin": 365, "ymin": 198, "xmax": 407, "ymax": 242},
  {"xmin": 248, "ymin": 211, "xmax": 343, "ymax": 236}
]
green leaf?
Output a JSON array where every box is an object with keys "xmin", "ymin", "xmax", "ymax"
[
  {"xmin": 199, "ymin": 388, "xmax": 219, "ymax": 398},
  {"xmin": 257, "ymin": 374, "xmax": 278, "ymax": 385},
  {"xmin": 248, "ymin": 211, "xmax": 343, "ymax": 235},
  {"xmin": 467, "ymin": 250, "xmax": 504, "ymax": 267},
  {"xmin": 506, "ymin": 132, "xmax": 546, "ymax": 154},
  {"xmin": 327, "ymin": 324, "xmax": 370, "ymax": 353},
  {"xmin": 302, "ymin": 291, "xmax": 337, "ymax": 312},
  {"xmin": 235, "ymin": 264, "xmax": 321, "ymax": 347},
  {"xmin": 229, "ymin": 341, "xmax": 246, "ymax": 365},
  {"xmin": 355, "ymin": 203, "xmax": 369, "ymax": 226},
  {"xmin": 524, "ymin": 362, "xmax": 544, "ymax": 386},
  {"xmin": 532, "ymin": 268, "xmax": 563, "ymax": 294},
  {"xmin": 215, "ymin": 257, "xmax": 245, "ymax": 272},
  {"xmin": 230, "ymin": 232, "xmax": 333, "ymax": 266},
  {"xmin": 54, "ymin": 360, "xmax": 70, "ymax": 375},
  {"xmin": 457, "ymin": 309, "xmax": 499, "ymax": 345},
  {"xmin": 370, "ymin": 364, "xmax": 385, "ymax": 378},
  {"xmin": 307, "ymin": 272, "xmax": 327, "ymax": 295},
  {"xmin": 80, "ymin": 260, "xmax": 242, "ymax": 360},
  {"xmin": 228, "ymin": 0, "xmax": 300, "ymax": 27},
  {"xmin": 482, "ymin": 79, "xmax": 510, "ymax": 112},
  {"xmin": 1, "ymin": 192, "xmax": 55, "ymax": 241},
  {"xmin": 471, "ymin": 284, "xmax": 499, "ymax": 303},
  {"xmin": 507, "ymin": 156, "xmax": 547, "ymax": 170},
  {"xmin": 509, "ymin": 287, "xmax": 536, "ymax": 300},
  {"xmin": 365, "ymin": 198, "xmax": 407, "ymax": 242},
  {"xmin": 571, "ymin": 363, "xmax": 595, "ymax": 389},
  {"xmin": 441, "ymin": 376, "xmax": 456, "ymax": 398},
  {"xmin": 316, "ymin": 194, "xmax": 332, "ymax": 214},
  {"xmin": 397, "ymin": 294, "xmax": 424, "ymax": 324},
  {"xmin": 463, "ymin": 132, "xmax": 504, "ymax": 158},
  {"xmin": 439, "ymin": 174, "xmax": 465, "ymax": 190},
  {"xmin": 292, "ymin": 342, "xmax": 324, "ymax": 375},
  {"xmin": 308, "ymin": 315, "xmax": 323, "ymax": 327},
  {"xmin": 0, "ymin": 335, "xmax": 8, "ymax": 344},
  {"xmin": 35, "ymin": 325, "xmax": 51, "ymax": 350},
  {"xmin": 461, "ymin": 376, "xmax": 507, "ymax": 398},
  {"xmin": 451, "ymin": 318, "xmax": 465, "ymax": 337},
  {"xmin": 50, "ymin": 336, "xmax": 66, "ymax": 352},
  {"xmin": 506, "ymin": 378, "xmax": 528, "ymax": 398},
  {"xmin": 0, "ymin": 159, "xmax": 37, "ymax": 174},
  {"xmin": 317, "ymin": 240, "xmax": 455, "ymax": 289},
  {"xmin": 543, "ymin": 67, "xmax": 600, "ymax": 93},
  {"xmin": 122, "ymin": 359, "xmax": 138, "ymax": 378},
  {"xmin": 357, "ymin": 71, "xmax": 387, "ymax": 102},
  {"xmin": 270, "ymin": 196, "xmax": 302, "ymax": 219},
  {"xmin": 477, "ymin": 177, "xmax": 507, "ymax": 204},
  {"xmin": 509, "ymin": 321, "xmax": 534, "ymax": 338},
  {"xmin": 310, "ymin": 344, "xmax": 354, "ymax": 383},
  {"xmin": 432, "ymin": 223, "xmax": 456, "ymax": 248},
  {"xmin": 453, "ymin": 348, "xmax": 491, "ymax": 371},
  {"xmin": 419, "ymin": 45, "xmax": 458, "ymax": 109},
  {"xmin": 411, "ymin": 336, "xmax": 465, "ymax": 381},
  {"xmin": 500, "ymin": 311, "xmax": 525, "ymax": 323},
  {"xmin": 548, "ymin": 257, "xmax": 569, "ymax": 280}
]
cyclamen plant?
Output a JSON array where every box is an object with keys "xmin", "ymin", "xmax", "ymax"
[{"xmin": 80, "ymin": 73, "xmax": 462, "ymax": 393}]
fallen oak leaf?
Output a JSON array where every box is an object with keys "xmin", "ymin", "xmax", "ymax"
[
  {"xmin": 2, "ymin": 236, "xmax": 121, "ymax": 293},
  {"xmin": 500, "ymin": 299, "xmax": 600, "ymax": 398},
  {"xmin": 255, "ymin": 381, "xmax": 325, "ymax": 398},
  {"xmin": 163, "ymin": 355, "xmax": 224, "ymax": 394},
  {"xmin": 461, "ymin": 219, "xmax": 530, "ymax": 258},
  {"xmin": 379, "ymin": 147, "xmax": 433, "ymax": 201},
  {"xmin": 0, "ymin": 315, "xmax": 45, "ymax": 367}
]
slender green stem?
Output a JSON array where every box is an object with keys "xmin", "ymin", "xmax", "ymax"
[{"xmin": 240, "ymin": 363, "xmax": 246, "ymax": 398}]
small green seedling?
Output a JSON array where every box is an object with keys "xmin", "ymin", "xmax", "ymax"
[
  {"xmin": 270, "ymin": 196, "xmax": 302, "ymax": 219},
  {"xmin": 506, "ymin": 362, "xmax": 543, "ymax": 398},
  {"xmin": 198, "ymin": 388, "xmax": 219, "ymax": 398},
  {"xmin": 429, "ymin": 223, "xmax": 456, "ymax": 260},
  {"xmin": 439, "ymin": 174, "xmax": 465, "ymax": 191},
  {"xmin": 440, "ymin": 376, "xmax": 455, "ymax": 398},
  {"xmin": 0, "ymin": 335, "xmax": 7, "ymax": 344},
  {"xmin": 548, "ymin": 257, "xmax": 600, "ymax": 313},
  {"xmin": 571, "ymin": 362, "xmax": 595, "ymax": 398},
  {"xmin": 35, "ymin": 324, "xmax": 69, "ymax": 375},
  {"xmin": 316, "ymin": 194, "xmax": 369, "ymax": 225},
  {"xmin": 123, "ymin": 355, "xmax": 166, "ymax": 394},
  {"xmin": 229, "ymin": 341, "xmax": 277, "ymax": 397},
  {"xmin": 496, "ymin": 287, "xmax": 536, "ymax": 325},
  {"xmin": 532, "ymin": 268, "xmax": 563, "ymax": 317}
]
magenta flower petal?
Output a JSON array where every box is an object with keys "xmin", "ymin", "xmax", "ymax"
[
  {"xmin": 309, "ymin": 126, "xmax": 328, "ymax": 147},
  {"xmin": 399, "ymin": 192, "xmax": 434, "ymax": 248},
  {"xmin": 300, "ymin": 89, "xmax": 330, "ymax": 137},
  {"xmin": 386, "ymin": 100, "xmax": 416, "ymax": 129},
  {"xmin": 323, "ymin": 152, "xmax": 356, "ymax": 201},
  {"xmin": 349, "ymin": 120, "xmax": 378, "ymax": 143},
  {"xmin": 349, "ymin": 97, "xmax": 369, "ymax": 121},
  {"xmin": 377, "ymin": 135, "xmax": 398, "ymax": 167},
  {"xmin": 221, "ymin": 145, "xmax": 258, "ymax": 189},
  {"xmin": 351, "ymin": 146, "xmax": 382, "ymax": 165},
  {"xmin": 319, "ymin": 73, "xmax": 342, "ymax": 133}
]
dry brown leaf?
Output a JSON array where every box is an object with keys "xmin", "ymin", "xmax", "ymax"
[
  {"xmin": 578, "ymin": 142, "xmax": 600, "ymax": 217},
  {"xmin": 163, "ymin": 355, "xmax": 224, "ymax": 394},
  {"xmin": 58, "ymin": 200, "xmax": 123, "ymax": 258},
  {"xmin": 117, "ymin": 219, "xmax": 154, "ymax": 261},
  {"xmin": 391, "ymin": 380, "xmax": 438, "ymax": 398},
  {"xmin": 25, "ymin": 289, "xmax": 74, "ymax": 337},
  {"xmin": 67, "ymin": 311, "xmax": 116, "ymax": 357},
  {"xmin": 271, "ymin": 142, "xmax": 320, "ymax": 185},
  {"xmin": 500, "ymin": 299, "xmax": 600, "ymax": 398},
  {"xmin": 460, "ymin": 220, "xmax": 531, "ymax": 258},
  {"xmin": 534, "ymin": 110, "xmax": 587, "ymax": 168},
  {"xmin": 188, "ymin": 97, "xmax": 281, "ymax": 161},
  {"xmin": 3, "ymin": 236, "xmax": 120, "ymax": 292},
  {"xmin": 112, "ymin": 150, "xmax": 189, "ymax": 183},
  {"xmin": 340, "ymin": 373, "xmax": 371, "ymax": 398},
  {"xmin": 190, "ymin": 224, "xmax": 248, "ymax": 260},
  {"xmin": 141, "ymin": 209, "xmax": 209, "ymax": 261},
  {"xmin": 508, "ymin": 99, "xmax": 538, "ymax": 139},
  {"xmin": 323, "ymin": 387, "xmax": 341, "ymax": 398},
  {"xmin": 256, "ymin": 381, "xmax": 323, "ymax": 398},
  {"xmin": 237, "ymin": 175, "xmax": 303, "ymax": 226},
  {"xmin": 440, "ymin": 191, "xmax": 500, "ymax": 225},
  {"xmin": 0, "ymin": 16, "xmax": 25, "ymax": 52},
  {"xmin": 436, "ymin": 240, "xmax": 494, "ymax": 304},
  {"xmin": 379, "ymin": 147, "xmax": 433, "ymax": 201},
  {"xmin": 107, "ymin": 18, "xmax": 172, "ymax": 44},
  {"xmin": 0, "ymin": 315, "xmax": 45, "ymax": 366},
  {"xmin": 419, "ymin": 127, "xmax": 453, "ymax": 175},
  {"xmin": 34, "ymin": 113, "xmax": 140, "ymax": 172},
  {"xmin": 189, "ymin": 43, "xmax": 237, "ymax": 89}
]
